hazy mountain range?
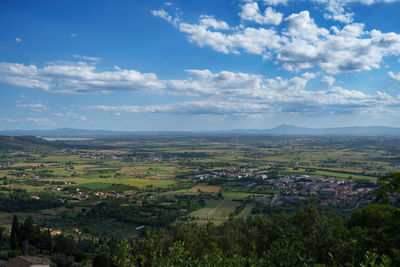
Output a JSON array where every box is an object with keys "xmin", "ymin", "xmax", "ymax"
[{"xmin": 1, "ymin": 125, "xmax": 400, "ymax": 138}]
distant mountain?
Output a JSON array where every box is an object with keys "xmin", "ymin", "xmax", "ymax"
[
  {"xmin": 205, "ymin": 125, "xmax": 400, "ymax": 136},
  {"xmin": 0, "ymin": 128, "xmax": 117, "ymax": 137},
  {"xmin": 1, "ymin": 125, "xmax": 400, "ymax": 138},
  {"xmin": 262, "ymin": 125, "xmax": 400, "ymax": 136}
]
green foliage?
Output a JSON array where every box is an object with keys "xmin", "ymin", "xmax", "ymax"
[
  {"xmin": 50, "ymin": 253, "xmax": 75, "ymax": 267},
  {"xmin": 0, "ymin": 226, "xmax": 5, "ymax": 250},
  {"xmin": 93, "ymin": 252, "xmax": 111, "ymax": 267},
  {"xmin": 376, "ymin": 172, "xmax": 400, "ymax": 203},
  {"xmin": 111, "ymin": 239, "xmax": 136, "ymax": 267},
  {"xmin": 106, "ymin": 203, "xmax": 400, "ymax": 266},
  {"xmin": 0, "ymin": 189, "xmax": 64, "ymax": 212},
  {"xmin": 360, "ymin": 251, "xmax": 392, "ymax": 267},
  {"xmin": 10, "ymin": 215, "xmax": 19, "ymax": 250}
]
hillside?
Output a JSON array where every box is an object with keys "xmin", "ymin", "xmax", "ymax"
[{"xmin": 0, "ymin": 136, "xmax": 61, "ymax": 152}]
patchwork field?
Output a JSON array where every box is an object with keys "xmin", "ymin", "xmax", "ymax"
[
  {"xmin": 187, "ymin": 184, "xmax": 222, "ymax": 193},
  {"xmin": 1, "ymin": 134, "xmax": 399, "ymax": 233},
  {"xmin": 189, "ymin": 199, "xmax": 240, "ymax": 223}
]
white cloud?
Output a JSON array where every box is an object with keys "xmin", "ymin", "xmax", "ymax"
[
  {"xmin": 70, "ymin": 33, "xmax": 77, "ymax": 37},
  {"xmin": 1, "ymin": 59, "xmax": 398, "ymax": 116},
  {"xmin": 0, "ymin": 61, "xmax": 165, "ymax": 93},
  {"xmin": 302, "ymin": 72, "xmax": 317, "ymax": 80},
  {"xmin": 85, "ymin": 68, "xmax": 398, "ymax": 116},
  {"xmin": 263, "ymin": 0, "xmax": 291, "ymax": 5},
  {"xmin": 322, "ymin": 75, "xmax": 336, "ymax": 86},
  {"xmin": 88, "ymin": 100, "xmax": 272, "ymax": 115},
  {"xmin": 388, "ymin": 71, "xmax": 400, "ymax": 81},
  {"xmin": 199, "ymin": 15, "xmax": 230, "ymax": 30},
  {"xmin": 0, "ymin": 117, "xmax": 54, "ymax": 124},
  {"xmin": 151, "ymin": 9, "xmax": 173, "ymax": 23},
  {"xmin": 314, "ymin": 0, "xmax": 400, "ymax": 23},
  {"xmin": 15, "ymin": 37, "xmax": 22, "ymax": 43},
  {"xmin": 153, "ymin": 8, "xmax": 400, "ymax": 74},
  {"xmin": 16, "ymin": 103, "xmax": 49, "ymax": 112},
  {"xmin": 0, "ymin": 63, "xmax": 50, "ymax": 90},
  {"xmin": 66, "ymin": 112, "xmax": 87, "ymax": 121},
  {"xmin": 239, "ymin": 2, "xmax": 283, "ymax": 25},
  {"xmin": 278, "ymin": 17, "xmax": 400, "ymax": 74},
  {"xmin": 25, "ymin": 117, "xmax": 54, "ymax": 123},
  {"xmin": 284, "ymin": 11, "xmax": 329, "ymax": 42},
  {"xmin": 88, "ymin": 82, "xmax": 398, "ymax": 116},
  {"xmin": 178, "ymin": 21, "xmax": 281, "ymax": 55},
  {"xmin": 50, "ymin": 112, "xmax": 87, "ymax": 121},
  {"xmin": 73, "ymin": 55, "xmax": 101, "ymax": 61}
]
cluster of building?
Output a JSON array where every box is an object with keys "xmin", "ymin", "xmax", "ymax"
[
  {"xmin": 79, "ymin": 151, "xmax": 122, "ymax": 160},
  {"xmin": 193, "ymin": 167, "xmax": 268, "ymax": 180},
  {"xmin": 263, "ymin": 175, "xmax": 379, "ymax": 208},
  {"xmin": 192, "ymin": 167, "xmax": 389, "ymax": 209}
]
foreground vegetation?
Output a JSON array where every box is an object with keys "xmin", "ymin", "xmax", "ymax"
[{"xmin": 1, "ymin": 199, "xmax": 399, "ymax": 266}]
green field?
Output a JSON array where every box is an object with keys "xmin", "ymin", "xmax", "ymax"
[{"xmin": 1, "ymin": 134, "xmax": 399, "ymax": 232}]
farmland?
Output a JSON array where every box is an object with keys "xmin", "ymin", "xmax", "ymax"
[{"xmin": 0, "ymin": 134, "xmax": 399, "ymax": 236}]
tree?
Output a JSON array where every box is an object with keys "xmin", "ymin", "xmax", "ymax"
[
  {"xmin": 111, "ymin": 239, "xmax": 135, "ymax": 267},
  {"xmin": 375, "ymin": 172, "xmax": 400, "ymax": 203},
  {"xmin": 20, "ymin": 216, "xmax": 34, "ymax": 248},
  {"xmin": 0, "ymin": 226, "xmax": 5, "ymax": 250},
  {"xmin": 93, "ymin": 252, "xmax": 111, "ymax": 267},
  {"xmin": 10, "ymin": 215, "xmax": 19, "ymax": 250}
]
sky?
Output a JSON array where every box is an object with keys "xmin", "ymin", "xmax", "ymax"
[{"xmin": 1, "ymin": 0, "xmax": 400, "ymax": 131}]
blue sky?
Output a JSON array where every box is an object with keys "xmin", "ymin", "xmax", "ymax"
[{"xmin": 1, "ymin": 0, "xmax": 400, "ymax": 131}]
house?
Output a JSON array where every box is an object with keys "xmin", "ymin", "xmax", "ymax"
[
  {"xmin": 3, "ymin": 256, "xmax": 50, "ymax": 267},
  {"xmin": 50, "ymin": 230, "xmax": 61, "ymax": 236}
]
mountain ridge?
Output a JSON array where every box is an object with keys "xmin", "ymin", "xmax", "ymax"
[{"xmin": 1, "ymin": 125, "xmax": 400, "ymax": 137}]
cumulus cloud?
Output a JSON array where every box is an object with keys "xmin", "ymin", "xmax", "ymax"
[
  {"xmin": 151, "ymin": 9, "xmax": 173, "ymax": 23},
  {"xmin": 278, "ymin": 14, "xmax": 400, "ymax": 73},
  {"xmin": 302, "ymin": 72, "xmax": 317, "ymax": 80},
  {"xmin": 1, "ymin": 59, "xmax": 398, "ymax": 116},
  {"xmin": 0, "ymin": 63, "xmax": 51, "ymax": 90},
  {"xmin": 152, "ymin": 8, "xmax": 281, "ymax": 56},
  {"xmin": 315, "ymin": 0, "xmax": 399, "ymax": 23},
  {"xmin": 88, "ymin": 83, "xmax": 398, "ymax": 116},
  {"xmin": 322, "ymin": 75, "xmax": 336, "ymax": 86},
  {"xmin": 84, "ymin": 69, "xmax": 398, "ymax": 116},
  {"xmin": 239, "ymin": 2, "xmax": 283, "ymax": 25},
  {"xmin": 199, "ymin": 15, "xmax": 230, "ymax": 30},
  {"xmin": 0, "ymin": 61, "xmax": 165, "ymax": 93},
  {"xmin": 388, "ymin": 71, "xmax": 400, "ymax": 81},
  {"xmin": 152, "ymin": 7, "xmax": 400, "ymax": 74}
]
